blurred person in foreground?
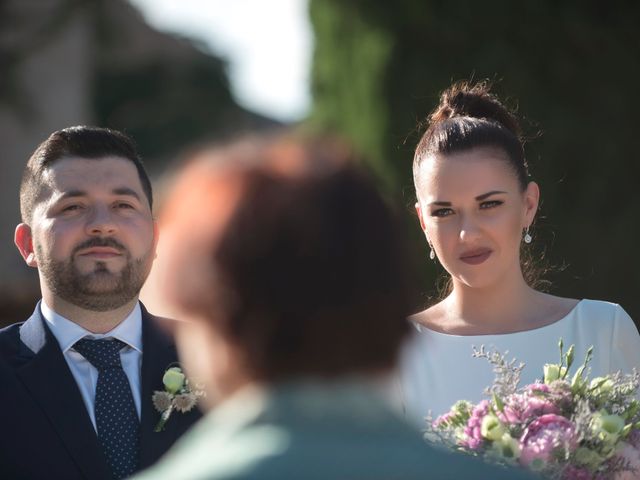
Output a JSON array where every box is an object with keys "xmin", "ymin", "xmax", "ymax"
[
  {"xmin": 133, "ymin": 134, "xmax": 534, "ymax": 480},
  {"xmin": 0, "ymin": 126, "xmax": 200, "ymax": 480}
]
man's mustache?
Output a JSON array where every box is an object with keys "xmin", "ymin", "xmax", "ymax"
[{"xmin": 72, "ymin": 238, "xmax": 128, "ymax": 255}]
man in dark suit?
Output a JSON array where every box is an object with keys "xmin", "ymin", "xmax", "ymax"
[{"xmin": 0, "ymin": 126, "xmax": 200, "ymax": 480}]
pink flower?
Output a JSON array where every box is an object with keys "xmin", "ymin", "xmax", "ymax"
[
  {"xmin": 526, "ymin": 383, "xmax": 550, "ymax": 394},
  {"xmin": 433, "ymin": 412, "xmax": 453, "ymax": 428},
  {"xmin": 499, "ymin": 388, "xmax": 559, "ymax": 425},
  {"xmin": 611, "ymin": 442, "xmax": 640, "ymax": 480},
  {"xmin": 519, "ymin": 414, "xmax": 577, "ymax": 468},
  {"xmin": 462, "ymin": 400, "xmax": 490, "ymax": 450},
  {"xmin": 626, "ymin": 429, "xmax": 640, "ymax": 450},
  {"xmin": 521, "ymin": 395, "xmax": 559, "ymax": 420},
  {"xmin": 562, "ymin": 465, "xmax": 594, "ymax": 479}
]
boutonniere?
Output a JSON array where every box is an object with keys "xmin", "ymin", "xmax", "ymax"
[{"xmin": 152, "ymin": 365, "xmax": 204, "ymax": 432}]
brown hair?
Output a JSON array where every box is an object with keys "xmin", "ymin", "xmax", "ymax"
[
  {"xmin": 20, "ymin": 126, "xmax": 153, "ymax": 223},
  {"xmin": 414, "ymin": 81, "xmax": 529, "ymax": 191},
  {"xmin": 162, "ymin": 136, "xmax": 415, "ymax": 381}
]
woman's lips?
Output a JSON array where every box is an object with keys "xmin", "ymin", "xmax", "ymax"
[{"xmin": 459, "ymin": 249, "xmax": 492, "ymax": 265}]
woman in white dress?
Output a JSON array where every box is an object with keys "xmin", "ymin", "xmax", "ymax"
[{"xmin": 398, "ymin": 81, "xmax": 640, "ymax": 425}]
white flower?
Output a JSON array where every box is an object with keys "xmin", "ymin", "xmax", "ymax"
[
  {"xmin": 573, "ymin": 446, "xmax": 605, "ymax": 470},
  {"xmin": 481, "ymin": 414, "xmax": 506, "ymax": 441},
  {"xmin": 152, "ymin": 391, "xmax": 173, "ymax": 412},
  {"xmin": 154, "ymin": 365, "xmax": 204, "ymax": 432},
  {"xmin": 174, "ymin": 393, "xmax": 197, "ymax": 413},
  {"xmin": 592, "ymin": 410, "xmax": 625, "ymax": 446},
  {"xmin": 162, "ymin": 367, "xmax": 186, "ymax": 394},
  {"xmin": 491, "ymin": 433, "xmax": 521, "ymax": 463},
  {"xmin": 543, "ymin": 364, "xmax": 567, "ymax": 384}
]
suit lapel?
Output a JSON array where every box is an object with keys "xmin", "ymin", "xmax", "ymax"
[
  {"xmin": 16, "ymin": 308, "xmax": 111, "ymax": 480},
  {"xmin": 139, "ymin": 307, "xmax": 201, "ymax": 469}
]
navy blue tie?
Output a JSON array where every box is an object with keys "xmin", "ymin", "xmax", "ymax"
[{"xmin": 74, "ymin": 338, "xmax": 140, "ymax": 480}]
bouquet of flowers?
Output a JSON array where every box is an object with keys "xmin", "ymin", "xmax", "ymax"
[{"xmin": 427, "ymin": 340, "xmax": 640, "ymax": 479}]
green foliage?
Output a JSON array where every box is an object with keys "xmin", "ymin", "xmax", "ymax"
[
  {"xmin": 308, "ymin": 0, "xmax": 640, "ymax": 318},
  {"xmin": 309, "ymin": 0, "xmax": 396, "ymax": 190}
]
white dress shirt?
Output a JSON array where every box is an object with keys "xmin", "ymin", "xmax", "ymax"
[{"xmin": 41, "ymin": 300, "xmax": 143, "ymax": 431}]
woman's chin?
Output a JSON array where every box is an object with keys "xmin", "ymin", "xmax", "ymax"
[{"xmin": 453, "ymin": 272, "xmax": 498, "ymax": 290}]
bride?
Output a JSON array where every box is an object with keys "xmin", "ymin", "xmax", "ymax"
[{"xmin": 397, "ymin": 81, "xmax": 640, "ymax": 423}]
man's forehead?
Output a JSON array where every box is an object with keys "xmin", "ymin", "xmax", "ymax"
[{"xmin": 41, "ymin": 156, "xmax": 143, "ymax": 192}]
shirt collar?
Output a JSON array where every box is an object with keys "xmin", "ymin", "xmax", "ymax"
[{"xmin": 41, "ymin": 300, "xmax": 143, "ymax": 354}]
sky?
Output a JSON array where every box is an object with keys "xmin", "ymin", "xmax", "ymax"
[{"xmin": 128, "ymin": 0, "xmax": 312, "ymax": 123}]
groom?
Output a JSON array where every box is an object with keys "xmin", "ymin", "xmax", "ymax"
[{"xmin": 0, "ymin": 126, "xmax": 200, "ymax": 480}]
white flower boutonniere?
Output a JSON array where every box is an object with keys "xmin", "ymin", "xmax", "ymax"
[{"xmin": 153, "ymin": 365, "xmax": 204, "ymax": 432}]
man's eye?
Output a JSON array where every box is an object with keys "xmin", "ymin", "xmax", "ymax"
[
  {"xmin": 479, "ymin": 200, "xmax": 503, "ymax": 210},
  {"xmin": 115, "ymin": 202, "xmax": 134, "ymax": 209},
  {"xmin": 431, "ymin": 208, "xmax": 453, "ymax": 217},
  {"xmin": 62, "ymin": 204, "xmax": 82, "ymax": 212}
]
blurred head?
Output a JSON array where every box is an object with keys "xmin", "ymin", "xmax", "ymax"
[
  {"xmin": 15, "ymin": 126, "xmax": 156, "ymax": 311},
  {"xmin": 158, "ymin": 135, "xmax": 414, "ymax": 401},
  {"xmin": 413, "ymin": 82, "xmax": 539, "ymax": 290}
]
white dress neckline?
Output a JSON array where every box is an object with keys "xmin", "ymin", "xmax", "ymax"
[{"xmin": 413, "ymin": 299, "xmax": 585, "ymax": 339}]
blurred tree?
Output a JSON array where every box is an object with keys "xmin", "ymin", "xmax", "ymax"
[
  {"xmin": 308, "ymin": 0, "xmax": 640, "ymax": 320},
  {"xmin": 90, "ymin": 0, "xmax": 278, "ymax": 169}
]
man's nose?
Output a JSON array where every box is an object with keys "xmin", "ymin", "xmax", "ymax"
[{"xmin": 85, "ymin": 205, "xmax": 117, "ymax": 236}]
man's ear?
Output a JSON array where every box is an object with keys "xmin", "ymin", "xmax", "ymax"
[
  {"xmin": 15, "ymin": 223, "xmax": 38, "ymax": 268},
  {"xmin": 152, "ymin": 220, "xmax": 159, "ymax": 260}
]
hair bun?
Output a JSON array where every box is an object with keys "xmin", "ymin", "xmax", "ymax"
[{"xmin": 430, "ymin": 81, "xmax": 521, "ymax": 137}]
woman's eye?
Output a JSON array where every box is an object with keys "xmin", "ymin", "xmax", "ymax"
[
  {"xmin": 431, "ymin": 208, "xmax": 453, "ymax": 217},
  {"xmin": 479, "ymin": 200, "xmax": 503, "ymax": 210}
]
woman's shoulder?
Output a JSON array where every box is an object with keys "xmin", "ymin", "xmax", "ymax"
[
  {"xmin": 409, "ymin": 302, "xmax": 448, "ymax": 333},
  {"xmin": 533, "ymin": 294, "xmax": 580, "ymax": 324},
  {"xmin": 556, "ymin": 298, "xmax": 640, "ymax": 342},
  {"xmin": 570, "ymin": 298, "xmax": 632, "ymax": 322},
  {"xmin": 530, "ymin": 294, "xmax": 633, "ymax": 326}
]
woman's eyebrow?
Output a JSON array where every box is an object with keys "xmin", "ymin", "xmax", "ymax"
[
  {"xmin": 475, "ymin": 190, "xmax": 507, "ymax": 201},
  {"xmin": 427, "ymin": 200, "xmax": 451, "ymax": 207},
  {"xmin": 427, "ymin": 190, "xmax": 508, "ymax": 206}
]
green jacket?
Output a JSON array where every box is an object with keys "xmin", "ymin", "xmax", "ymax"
[{"xmin": 133, "ymin": 380, "xmax": 535, "ymax": 480}]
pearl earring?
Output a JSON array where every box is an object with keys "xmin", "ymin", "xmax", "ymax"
[
  {"xmin": 523, "ymin": 227, "xmax": 532, "ymax": 244},
  {"xmin": 428, "ymin": 239, "xmax": 436, "ymax": 260}
]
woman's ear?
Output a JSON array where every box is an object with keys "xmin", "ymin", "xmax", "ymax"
[
  {"xmin": 415, "ymin": 201, "xmax": 427, "ymax": 232},
  {"xmin": 523, "ymin": 181, "xmax": 540, "ymax": 227}
]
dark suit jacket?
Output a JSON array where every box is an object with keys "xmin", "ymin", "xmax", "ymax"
[{"xmin": 0, "ymin": 302, "xmax": 201, "ymax": 480}]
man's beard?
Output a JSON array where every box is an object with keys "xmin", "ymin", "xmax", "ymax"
[{"xmin": 37, "ymin": 238, "xmax": 152, "ymax": 312}]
